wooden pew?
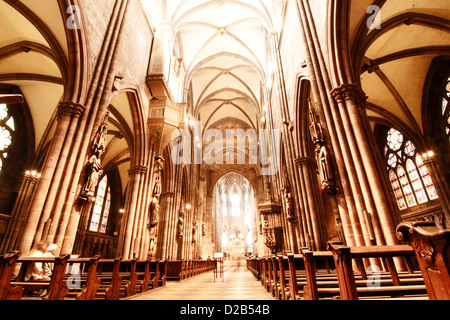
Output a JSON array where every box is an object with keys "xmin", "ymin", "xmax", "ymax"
[
  {"xmin": 117, "ymin": 258, "xmax": 138, "ymax": 297},
  {"xmin": 135, "ymin": 259, "xmax": 151, "ymax": 293},
  {"xmin": 260, "ymin": 257, "xmax": 270, "ymax": 292},
  {"xmin": 158, "ymin": 260, "xmax": 167, "ymax": 286},
  {"xmin": 65, "ymin": 256, "xmax": 101, "ymax": 300},
  {"xmin": 13, "ymin": 254, "xmax": 71, "ymax": 300},
  {"xmin": 397, "ymin": 221, "xmax": 450, "ymax": 300},
  {"xmin": 275, "ymin": 255, "xmax": 291, "ymax": 300},
  {"xmin": 146, "ymin": 260, "xmax": 159, "ymax": 290},
  {"xmin": 327, "ymin": 242, "xmax": 427, "ymax": 300},
  {"xmin": 167, "ymin": 260, "xmax": 183, "ymax": 280},
  {"xmin": 246, "ymin": 258, "xmax": 261, "ymax": 280},
  {"xmin": 0, "ymin": 252, "xmax": 23, "ymax": 300},
  {"xmin": 269, "ymin": 256, "xmax": 279, "ymax": 298},
  {"xmin": 286, "ymin": 253, "xmax": 304, "ymax": 300},
  {"xmin": 300, "ymin": 249, "xmax": 338, "ymax": 300},
  {"xmin": 265, "ymin": 256, "xmax": 274, "ymax": 296},
  {"xmin": 95, "ymin": 258, "xmax": 123, "ymax": 300},
  {"xmin": 286, "ymin": 249, "xmax": 355, "ymax": 300}
]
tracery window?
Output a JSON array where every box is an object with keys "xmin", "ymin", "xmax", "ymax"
[
  {"xmin": 231, "ymin": 193, "xmax": 241, "ymax": 217},
  {"xmin": 0, "ymin": 103, "xmax": 15, "ymax": 174},
  {"xmin": 442, "ymin": 75, "xmax": 450, "ymax": 140},
  {"xmin": 385, "ymin": 128, "xmax": 438, "ymax": 210},
  {"xmin": 88, "ymin": 175, "xmax": 111, "ymax": 233}
]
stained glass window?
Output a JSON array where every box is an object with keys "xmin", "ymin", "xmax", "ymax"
[
  {"xmin": 406, "ymin": 159, "xmax": 427, "ymax": 204},
  {"xmin": 444, "ymin": 76, "xmax": 450, "ymax": 140},
  {"xmin": 89, "ymin": 175, "xmax": 111, "ymax": 234},
  {"xmin": 0, "ymin": 104, "xmax": 14, "ymax": 174},
  {"xmin": 389, "ymin": 170, "xmax": 407, "ymax": 210},
  {"xmin": 387, "ymin": 128, "xmax": 403, "ymax": 151},
  {"xmin": 416, "ymin": 155, "xmax": 439, "ymax": 201},
  {"xmin": 384, "ymin": 128, "xmax": 438, "ymax": 210}
]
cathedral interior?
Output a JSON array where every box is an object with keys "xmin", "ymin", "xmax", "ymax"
[{"xmin": 0, "ymin": 0, "xmax": 449, "ymax": 272}]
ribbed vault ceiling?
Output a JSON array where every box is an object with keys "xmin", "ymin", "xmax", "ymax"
[{"xmin": 145, "ymin": 0, "xmax": 286, "ymax": 133}]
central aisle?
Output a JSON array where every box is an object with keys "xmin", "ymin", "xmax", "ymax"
[{"xmin": 130, "ymin": 261, "xmax": 273, "ymax": 300}]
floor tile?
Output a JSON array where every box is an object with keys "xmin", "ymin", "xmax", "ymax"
[{"xmin": 130, "ymin": 264, "xmax": 273, "ymax": 301}]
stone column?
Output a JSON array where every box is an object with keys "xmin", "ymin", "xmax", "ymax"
[
  {"xmin": 121, "ymin": 165, "xmax": 148, "ymax": 258},
  {"xmin": 333, "ymin": 84, "xmax": 397, "ymax": 246},
  {"xmin": 295, "ymin": 0, "xmax": 364, "ymax": 248},
  {"xmin": 43, "ymin": 102, "xmax": 86, "ymax": 245},
  {"xmin": 0, "ymin": 171, "xmax": 40, "ymax": 252},
  {"xmin": 19, "ymin": 102, "xmax": 84, "ymax": 255}
]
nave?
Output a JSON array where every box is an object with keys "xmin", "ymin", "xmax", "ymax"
[
  {"xmin": 1, "ymin": 0, "xmax": 450, "ymax": 304},
  {"xmin": 129, "ymin": 260, "xmax": 272, "ymax": 301}
]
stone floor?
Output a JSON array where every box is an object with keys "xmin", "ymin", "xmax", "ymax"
[{"xmin": 129, "ymin": 260, "xmax": 273, "ymax": 300}]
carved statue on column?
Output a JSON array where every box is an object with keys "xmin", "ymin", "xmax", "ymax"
[
  {"xmin": 265, "ymin": 179, "xmax": 272, "ymax": 200},
  {"xmin": 308, "ymin": 100, "xmax": 324, "ymax": 145},
  {"xmin": 177, "ymin": 206, "xmax": 184, "ymax": 239},
  {"xmin": 80, "ymin": 112, "xmax": 109, "ymax": 200},
  {"xmin": 148, "ymin": 157, "xmax": 164, "ymax": 229},
  {"xmin": 192, "ymin": 219, "xmax": 197, "ymax": 244},
  {"xmin": 309, "ymin": 103, "xmax": 339, "ymax": 196},
  {"xmin": 284, "ymin": 189, "xmax": 295, "ymax": 223}
]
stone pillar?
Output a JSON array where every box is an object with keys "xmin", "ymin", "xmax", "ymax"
[
  {"xmin": 120, "ymin": 165, "xmax": 148, "ymax": 258},
  {"xmin": 155, "ymin": 191, "xmax": 174, "ymax": 259},
  {"xmin": 43, "ymin": 102, "xmax": 86, "ymax": 246},
  {"xmin": 332, "ymin": 84, "xmax": 397, "ymax": 246},
  {"xmin": 0, "ymin": 171, "xmax": 40, "ymax": 252},
  {"xmin": 19, "ymin": 102, "xmax": 84, "ymax": 255},
  {"xmin": 295, "ymin": 0, "xmax": 363, "ymax": 249}
]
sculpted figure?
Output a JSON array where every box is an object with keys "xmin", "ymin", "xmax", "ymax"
[
  {"xmin": 80, "ymin": 113, "xmax": 108, "ymax": 200},
  {"xmin": 177, "ymin": 211, "xmax": 184, "ymax": 239},
  {"xmin": 148, "ymin": 157, "xmax": 164, "ymax": 229},
  {"xmin": 284, "ymin": 190, "xmax": 295, "ymax": 222}
]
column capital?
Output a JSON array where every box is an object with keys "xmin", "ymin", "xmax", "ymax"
[
  {"xmin": 57, "ymin": 101, "xmax": 86, "ymax": 119},
  {"xmin": 330, "ymin": 84, "xmax": 367, "ymax": 105},
  {"xmin": 128, "ymin": 165, "xmax": 148, "ymax": 176}
]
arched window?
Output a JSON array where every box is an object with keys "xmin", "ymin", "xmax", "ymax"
[
  {"xmin": 385, "ymin": 128, "xmax": 438, "ymax": 210},
  {"xmin": 442, "ymin": 75, "xmax": 450, "ymax": 140},
  {"xmin": 231, "ymin": 193, "xmax": 241, "ymax": 217},
  {"xmin": 88, "ymin": 175, "xmax": 111, "ymax": 233},
  {"xmin": 221, "ymin": 192, "xmax": 227, "ymax": 217},
  {"xmin": 0, "ymin": 103, "xmax": 15, "ymax": 174}
]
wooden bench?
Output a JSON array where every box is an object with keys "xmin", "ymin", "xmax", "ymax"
[
  {"xmin": 259, "ymin": 257, "xmax": 271, "ymax": 292},
  {"xmin": 0, "ymin": 252, "xmax": 23, "ymax": 300},
  {"xmin": 299, "ymin": 249, "xmax": 339, "ymax": 300},
  {"xmin": 135, "ymin": 259, "xmax": 151, "ymax": 293},
  {"xmin": 12, "ymin": 254, "xmax": 72, "ymax": 300},
  {"xmin": 65, "ymin": 256, "xmax": 102, "ymax": 300},
  {"xmin": 246, "ymin": 258, "xmax": 261, "ymax": 279},
  {"xmin": 146, "ymin": 260, "xmax": 159, "ymax": 290},
  {"xmin": 116, "ymin": 258, "xmax": 138, "ymax": 297},
  {"xmin": 167, "ymin": 260, "xmax": 183, "ymax": 281},
  {"xmin": 327, "ymin": 242, "xmax": 427, "ymax": 300},
  {"xmin": 157, "ymin": 260, "xmax": 168, "ymax": 286},
  {"xmin": 397, "ymin": 220, "xmax": 450, "ymax": 300},
  {"xmin": 166, "ymin": 259, "xmax": 212, "ymax": 281},
  {"xmin": 95, "ymin": 258, "xmax": 123, "ymax": 300},
  {"xmin": 275, "ymin": 255, "xmax": 292, "ymax": 300},
  {"xmin": 286, "ymin": 253, "xmax": 305, "ymax": 300}
]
